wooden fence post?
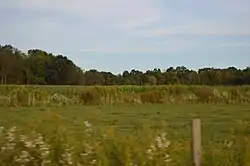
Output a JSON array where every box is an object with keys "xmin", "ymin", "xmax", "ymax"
[
  {"xmin": 28, "ymin": 93, "xmax": 31, "ymax": 106},
  {"xmin": 192, "ymin": 119, "xmax": 202, "ymax": 166},
  {"xmin": 32, "ymin": 93, "xmax": 35, "ymax": 106}
]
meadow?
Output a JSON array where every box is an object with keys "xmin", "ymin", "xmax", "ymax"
[{"xmin": 0, "ymin": 85, "xmax": 250, "ymax": 166}]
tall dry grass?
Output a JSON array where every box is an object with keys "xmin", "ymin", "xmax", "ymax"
[{"xmin": 0, "ymin": 85, "xmax": 250, "ymax": 106}]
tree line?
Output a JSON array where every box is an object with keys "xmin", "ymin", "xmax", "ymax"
[{"xmin": 0, "ymin": 44, "xmax": 250, "ymax": 86}]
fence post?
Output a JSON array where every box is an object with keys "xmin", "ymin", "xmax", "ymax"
[
  {"xmin": 28, "ymin": 93, "xmax": 31, "ymax": 106},
  {"xmin": 191, "ymin": 119, "xmax": 202, "ymax": 166},
  {"xmin": 32, "ymin": 93, "xmax": 35, "ymax": 106}
]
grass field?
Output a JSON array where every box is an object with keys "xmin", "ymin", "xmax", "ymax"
[
  {"xmin": 1, "ymin": 104, "xmax": 250, "ymax": 139},
  {"xmin": 1, "ymin": 104, "xmax": 250, "ymax": 165},
  {"xmin": 0, "ymin": 85, "xmax": 250, "ymax": 165}
]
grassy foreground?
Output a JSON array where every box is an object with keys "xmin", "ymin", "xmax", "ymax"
[{"xmin": 0, "ymin": 104, "xmax": 250, "ymax": 166}]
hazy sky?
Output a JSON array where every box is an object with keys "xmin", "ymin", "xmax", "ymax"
[{"xmin": 0, "ymin": 0, "xmax": 250, "ymax": 74}]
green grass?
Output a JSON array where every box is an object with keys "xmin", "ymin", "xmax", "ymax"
[
  {"xmin": 1, "ymin": 104, "xmax": 250, "ymax": 165},
  {"xmin": 1, "ymin": 104, "xmax": 250, "ymax": 142},
  {"xmin": 1, "ymin": 85, "xmax": 250, "ymax": 165}
]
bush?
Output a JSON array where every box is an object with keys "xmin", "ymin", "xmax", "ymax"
[
  {"xmin": 140, "ymin": 91, "xmax": 166, "ymax": 104},
  {"xmin": 78, "ymin": 88, "xmax": 102, "ymax": 105},
  {"xmin": 194, "ymin": 87, "xmax": 215, "ymax": 103},
  {"xmin": 11, "ymin": 87, "xmax": 30, "ymax": 106}
]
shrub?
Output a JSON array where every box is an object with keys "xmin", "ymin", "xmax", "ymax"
[
  {"xmin": 194, "ymin": 87, "xmax": 215, "ymax": 103},
  {"xmin": 78, "ymin": 88, "xmax": 102, "ymax": 105},
  {"xmin": 11, "ymin": 87, "xmax": 30, "ymax": 106},
  {"xmin": 140, "ymin": 90, "xmax": 166, "ymax": 104}
]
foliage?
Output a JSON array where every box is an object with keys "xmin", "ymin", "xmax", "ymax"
[
  {"xmin": 78, "ymin": 87, "xmax": 102, "ymax": 105},
  {"xmin": 1, "ymin": 45, "xmax": 250, "ymax": 86},
  {"xmin": 140, "ymin": 91, "xmax": 166, "ymax": 104}
]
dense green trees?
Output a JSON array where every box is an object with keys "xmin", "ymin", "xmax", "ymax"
[{"xmin": 0, "ymin": 44, "xmax": 249, "ymax": 85}]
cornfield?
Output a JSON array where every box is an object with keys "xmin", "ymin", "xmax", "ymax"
[{"xmin": 0, "ymin": 85, "xmax": 250, "ymax": 106}]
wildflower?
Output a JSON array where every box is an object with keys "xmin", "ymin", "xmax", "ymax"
[
  {"xmin": 20, "ymin": 134, "xmax": 35, "ymax": 148},
  {"xmin": 34, "ymin": 133, "xmax": 51, "ymax": 165},
  {"xmin": 0, "ymin": 126, "xmax": 4, "ymax": 133},
  {"xmin": 1, "ymin": 127, "xmax": 17, "ymax": 152},
  {"xmin": 6, "ymin": 126, "xmax": 16, "ymax": 142},
  {"xmin": 77, "ymin": 163, "xmax": 84, "ymax": 166},
  {"xmin": 164, "ymin": 154, "xmax": 171, "ymax": 163},
  {"xmin": 84, "ymin": 121, "xmax": 92, "ymax": 133},
  {"xmin": 147, "ymin": 149, "xmax": 152, "ymax": 154},
  {"xmin": 84, "ymin": 121, "xmax": 92, "ymax": 128},
  {"xmin": 1, "ymin": 146, "xmax": 6, "ymax": 151},
  {"xmin": 14, "ymin": 150, "xmax": 32, "ymax": 165},
  {"xmin": 146, "ymin": 132, "xmax": 172, "ymax": 164},
  {"xmin": 60, "ymin": 145, "xmax": 74, "ymax": 165},
  {"xmin": 150, "ymin": 145, "xmax": 156, "ymax": 151},
  {"xmin": 224, "ymin": 140, "xmax": 233, "ymax": 148},
  {"xmin": 156, "ymin": 136, "xmax": 163, "ymax": 148},
  {"xmin": 91, "ymin": 159, "xmax": 97, "ymax": 165},
  {"xmin": 9, "ymin": 126, "xmax": 17, "ymax": 133}
]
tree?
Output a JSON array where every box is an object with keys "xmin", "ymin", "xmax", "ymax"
[
  {"xmin": 146, "ymin": 75, "xmax": 157, "ymax": 85},
  {"xmin": 0, "ymin": 44, "xmax": 249, "ymax": 86}
]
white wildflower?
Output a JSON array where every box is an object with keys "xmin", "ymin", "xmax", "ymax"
[
  {"xmin": 84, "ymin": 121, "xmax": 93, "ymax": 135},
  {"xmin": 60, "ymin": 145, "xmax": 74, "ymax": 165},
  {"xmin": 20, "ymin": 135, "xmax": 35, "ymax": 148},
  {"xmin": 0, "ymin": 126, "xmax": 4, "ymax": 133},
  {"xmin": 146, "ymin": 149, "xmax": 152, "ymax": 154},
  {"xmin": 1, "ymin": 127, "xmax": 17, "ymax": 152},
  {"xmin": 84, "ymin": 121, "xmax": 91, "ymax": 128},
  {"xmin": 91, "ymin": 159, "xmax": 97, "ymax": 165},
  {"xmin": 14, "ymin": 150, "xmax": 32, "ymax": 165},
  {"xmin": 150, "ymin": 145, "xmax": 156, "ymax": 151},
  {"xmin": 1, "ymin": 146, "xmax": 6, "ymax": 151},
  {"xmin": 164, "ymin": 154, "xmax": 171, "ymax": 163},
  {"xmin": 6, "ymin": 126, "xmax": 16, "ymax": 142},
  {"xmin": 156, "ymin": 136, "xmax": 163, "ymax": 148},
  {"xmin": 146, "ymin": 132, "xmax": 171, "ymax": 164}
]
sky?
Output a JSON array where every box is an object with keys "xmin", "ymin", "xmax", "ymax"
[{"xmin": 0, "ymin": 0, "xmax": 250, "ymax": 74}]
